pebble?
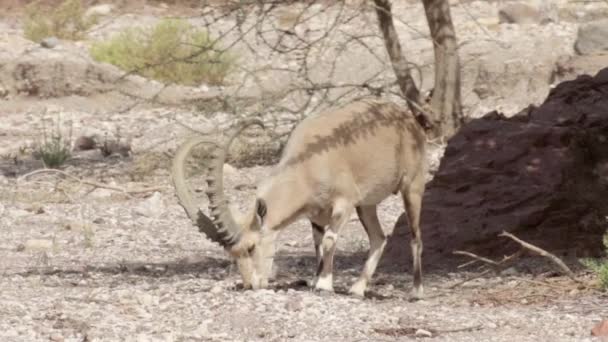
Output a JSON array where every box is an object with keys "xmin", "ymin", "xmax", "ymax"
[
  {"xmin": 49, "ymin": 332, "xmax": 64, "ymax": 341},
  {"xmin": 40, "ymin": 37, "xmax": 59, "ymax": 49},
  {"xmin": 20, "ymin": 239, "xmax": 54, "ymax": 252},
  {"xmin": 415, "ymin": 329, "xmax": 433, "ymax": 337}
]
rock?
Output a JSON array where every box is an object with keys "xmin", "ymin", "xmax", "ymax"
[
  {"xmin": 592, "ymin": 319, "xmax": 608, "ymax": 337},
  {"xmin": 415, "ymin": 328, "xmax": 433, "ymax": 337},
  {"xmin": 498, "ymin": 3, "xmax": 541, "ymax": 24},
  {"xmin": 10, "ymin": 208, "xmax": 30, "ymax": 218},
  {"xmin": 73, "ymin": 135, "xmax": 96, "ymax": 151},
  {"xmin": 500, "ymin": 267, "xmax": 518, "ymax": 277},
  {"xmin": 49, "ymin": 333, "xmax": 64, "ymax": 341},
  {"xmin": 223, "ymin": 163, "xmax": 238, "ymax": 177},
  {"xmin": 40, "ymin": 37, "xmax": 59, "ymax": 49},
  {"xmin": 20, "ymin": 239, "xmax": 54, "ymax": 252},
  {"xmin": 552, "ymin": 54, "xmax": 608, "ymax": 85},
  {"xmin": 85, "ymin": 4, "xmax": 114, "ymax": 18},
  {"xmin": 210, "ymin": 285, "xmax": 222, "ymax": 294},
  {"xmin": 137, "ymin": 293, "xmax": 159, "ymax": 307},
  {"xmin": 134, "ymin": 192, "xmax": 164, "ymax": 218},
  {"xmin": 285, "ymin": 297, "xmax": 303, "ymax": 312},
  {"xmin": 575, "ymin": 19, "xmax": 608, "ymax": 55},
  {"xmin": 100, "ymin": 140, "xmax": 131, "ymax": 157},
  {"xmin": 384, "ymin": 67, "xmax": 608, "ymax": 267},
  {"xmin": 89, "ymin": 188, "xmax": 114, "ymax": 199}
]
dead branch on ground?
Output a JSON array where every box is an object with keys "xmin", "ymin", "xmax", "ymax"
[
  {"xmin": 451, "ymin": 231, "xmax": 581, "ymax": 288},
  {"xmin": 449, "ymin": 250, "xmax": 521, "ymax": 288},
  {"xmin": 499, "ymin": 231, "xmax": 580, "ymax": 283},
  {"xmin": 18, "ymin": 169, "xmax": 165, "ymax": 196}
]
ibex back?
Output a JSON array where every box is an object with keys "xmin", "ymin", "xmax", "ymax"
[{"xmin": 172, "ymin": 99, "xmax": 427, "ymax": 298}]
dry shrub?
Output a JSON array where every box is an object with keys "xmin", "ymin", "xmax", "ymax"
[
  {"xmin": 90, "ymin": 18, "xmax": 235, "ymax": 86},
  {"xmin": 23, "ymin": 0, "xmax": 97, "ymax": 42},
  {"xmin": 581, "ymin": 232, "xmax": 608, "ymax": 290}
]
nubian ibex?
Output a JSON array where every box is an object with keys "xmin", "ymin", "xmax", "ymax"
[{"xmin": 172, "ymin": 99, "xmax": 427, "ymax": 298}]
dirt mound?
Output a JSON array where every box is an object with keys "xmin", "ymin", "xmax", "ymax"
[{"xmin": 383, "ymin": 67, "xmax": 608, "ymax": 269}]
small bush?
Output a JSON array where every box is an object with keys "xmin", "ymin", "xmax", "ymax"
[
  {"xmin": 90, "ymin": 19, "xmax": 235, "ymax": 86},
  {"xmin": 581, "ymin": 232, "xmax": 608, "ymax": 290},
  {"xmin": 35, "ymin": 115, "xmax": 72, "ymax": 168},
  {"xmin": 23, "ymin": 0, "xmax": 97, "ymax": 42}
]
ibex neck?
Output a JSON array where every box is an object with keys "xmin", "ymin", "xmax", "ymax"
[{"xmin": 257, "ymin": 171, "xmax": 308, "ymax": 231}]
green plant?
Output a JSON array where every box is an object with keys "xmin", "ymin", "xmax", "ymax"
[
  {"xmin": 580, "ymin": 231, "xmax": 608, "ymax": 290},
  {"xmin": 35, "ymin": 114, "xmax": 72, "ymax": 168},
  {"xmin": 23, "ymin": 0, "xmax": 98, "ymax": 42},
  {"xmin": 90, "ymin": 19, "xmax": 235, "ymax": 86}
]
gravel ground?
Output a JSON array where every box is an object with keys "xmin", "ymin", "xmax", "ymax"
[
  {"xmin": 1, "ymin": 0, "xmax": 607, "ymax": 341},
  {"xmin": 1, "ymin": 162, "xmax": 606, "ymax": 342}
]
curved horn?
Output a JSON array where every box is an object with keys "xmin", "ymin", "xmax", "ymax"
[{"xmin": 171, "ymin": 118, "xmax": 265, "ymax": 247}]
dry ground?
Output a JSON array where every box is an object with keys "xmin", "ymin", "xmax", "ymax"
[
  {"xmin": 1, "ymin": 155, "xmax": 607, "ymax": 341},
  {"xmin": 1, "ymin": 0, "xmax": 608, "ymax": 341}
]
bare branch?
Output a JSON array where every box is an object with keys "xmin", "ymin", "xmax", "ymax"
[
  {"xmin": 18, "ymin": 169, "xmax": 165, "ymax": 196},
  {"xmin": 499, "ymin": 231, "xmax": 580, "ymax": 282}
]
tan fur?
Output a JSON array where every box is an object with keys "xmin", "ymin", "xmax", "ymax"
[{"xmin": 173, "ymin": 98, "xmax": 428, "ymax": 297}]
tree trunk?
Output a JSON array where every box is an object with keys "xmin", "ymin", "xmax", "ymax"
[
  {"xmin": 421, "ymin": 0, "xmax": 463, "ymax": 138},
  {"xmin": 373, "ymin": 0, "xmax": 432, "ymax": 130}
]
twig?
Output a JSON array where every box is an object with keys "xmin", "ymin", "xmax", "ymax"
[
  {"xmin": 450, "ymin": 250, "xmax": 522, "ymax": 289},
  {"xmin": 499, "ymin": 231, "xmax": 580, "ymax": 282},
  {"xmin": 457, "ymin": 259, "xmax": 479, "ymax": 269},
  {"xmin": 18, "ymin": 169, "xmax": 165, "ymax": 195},
  {"xmin": 454, "ymin": 250, "xmax": 522, "ymax": 270},
  {"xmin": 518, "ymin": 278, "xmax": 578, "ymax": 291},
  {"xmin": 448, "ymin": 269, "xmax": 492, "ymax": 289},
  {"xmin": 435, "ymin": 324, "xmax": 484, "ymax": 334},
  {"xmin": 454, "ymin": 250, "xmax": 501, "ymax": 266}
]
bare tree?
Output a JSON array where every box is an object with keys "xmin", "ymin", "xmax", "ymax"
[
  {"xmin": 102, "ymin": 0, "xmax": 464, "ymax": 146},
  {"xmin": 373, "ymin": 0, "xmax": 463, "ymax": 138},
  {"xmin": 421, "ymin": 0, "xmax": 463, "ymax": 138}
]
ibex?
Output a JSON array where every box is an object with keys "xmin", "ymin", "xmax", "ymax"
[{"xmin": 172, "ymin": 99, "xmax": 427, "ymax": 298}]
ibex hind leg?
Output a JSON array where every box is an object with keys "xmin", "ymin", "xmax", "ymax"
[
  {"xmin": 349, "ymin": 205, "xmax": 387, "ymax": 298},
  {"xmin": 401, "ymin": 173, "xmax": 425, "ymax": 300}
]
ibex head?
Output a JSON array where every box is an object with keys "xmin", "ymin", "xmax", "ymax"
[{"xmin": 171, "ymin": 119, "xmax": 276, "ymax": 289}]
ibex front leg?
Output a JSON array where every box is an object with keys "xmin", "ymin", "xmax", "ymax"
[
  {"xmin": 307, "ymin": 221, "xmax": 325, "ymax": 287},
  {"xmin": 314, "ymin": 198, "xmax": 354, "ymax": 292},
  {"xmin": 349, "ymin": 205, "xmax": 387, "ymax": 297}
]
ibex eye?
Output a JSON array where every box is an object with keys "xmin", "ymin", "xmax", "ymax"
[{"xmin": 247, "ymin": 245, "xmax": 256, "ymax": 254}]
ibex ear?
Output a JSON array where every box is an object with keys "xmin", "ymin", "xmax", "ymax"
[{"xmin": 254, "ymin": 198, "xmax": 267, "ymax": 229}]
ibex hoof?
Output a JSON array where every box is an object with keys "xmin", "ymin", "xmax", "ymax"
[
  {"xmin": 410, "ymin": 286, "xmax": 424, "ymax": 301},
  {"xmin": 314, "ymin": 275, "xmax": 334, "ymax": 293},
  {"xmin": 348, "ymin": 281, "xmax": 366, "ymax": 298}
]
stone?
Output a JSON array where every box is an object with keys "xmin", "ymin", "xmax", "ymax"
[
  {"xmin": 223, "ymin": 163, "xmax": 238, "ymax": 177},
  {"xmin": 574, "ymin": 19, "xmax": 608, "ymax": 55},
  {"xmin": 73, "ymin": 135, "xmax": 96, "ymax": 151},
  {"xmin": 21, "ymin": 239, "xmax": 54, "ymax": 252},
  {"xmin": 592, "ymin": 319, "xmax": 608, "ymax": 337},
  {"xmin": 415, "ymin": 328, "xmax": 433, "ymax": 337},
  {"xmin": 134, "ymin": 192, "xmax": 164, "ymax": 218},
  {"xmin": 40, "ymin": 37, "xmax": 59, "ymax": 49},
  {"xmin": 500, "ymin": 267, "xmax": 519, "ymax": 277},
  {"xmin": 85, "ymin": 4, "xmax": 115, "ymax": 18},
  {"xmin": 498, "ymin": 3, "xmax": 541, "ymax": 24},
  {"xmin": 49, "ymin": 333, "xmax": 64, "ymax": 342},
  {"xmin": 89, "ymin": 188, "xmax": 114, "ymax": 199}
]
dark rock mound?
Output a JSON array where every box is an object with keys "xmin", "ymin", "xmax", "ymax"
[{"xmin": 383, "ymin": 67, "xmax": 608, "ymax": 269}]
